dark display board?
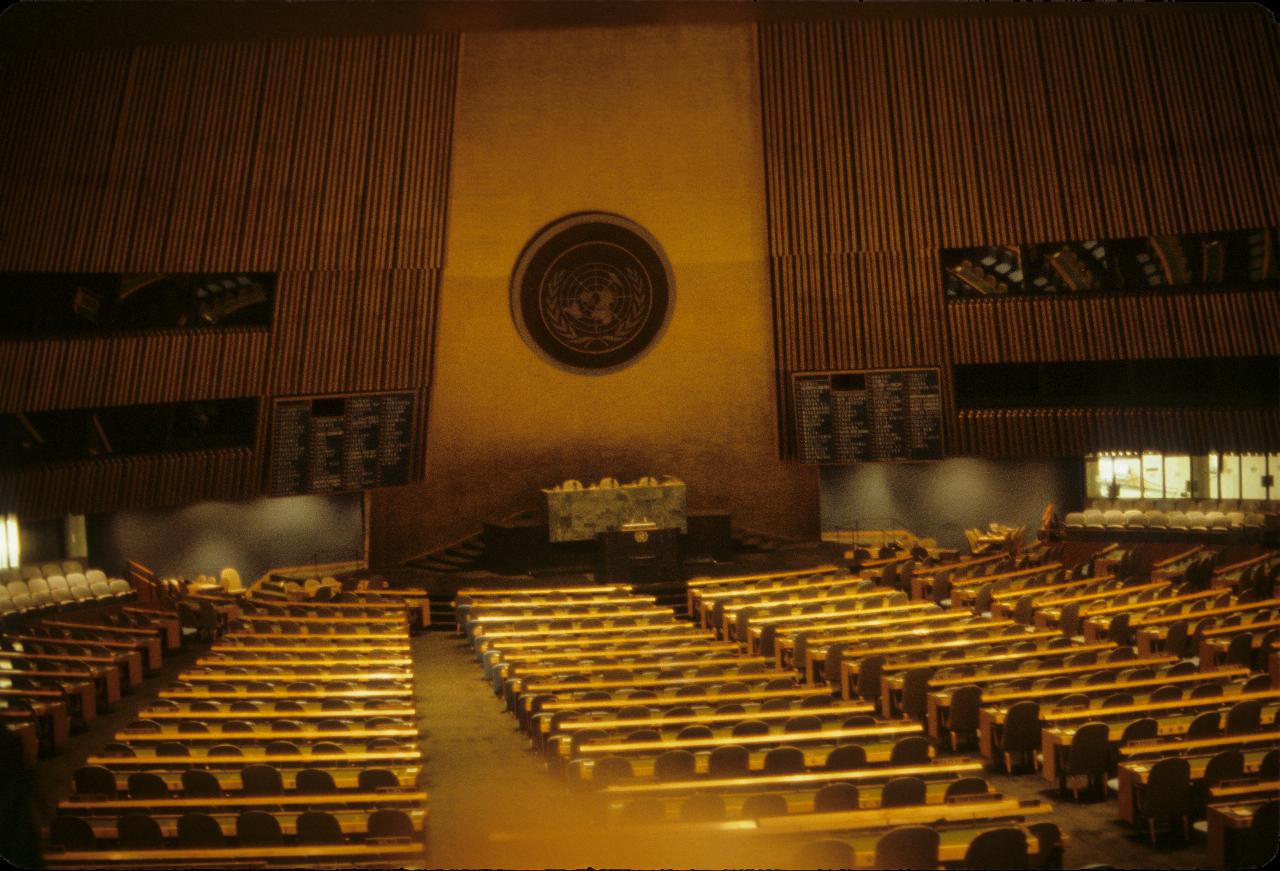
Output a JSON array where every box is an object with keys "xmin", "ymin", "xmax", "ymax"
[
  {"xmin": 269, "ymin": 392, "xmax": 414, "ymax": 497},
  {"xmin": 793, "ymin": 369, "xmax": 943, "ymax": 464}
]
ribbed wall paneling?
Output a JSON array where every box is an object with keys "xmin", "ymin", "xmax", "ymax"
[
  {"xmin": 265, "ymin": 270, "xmax": 440, "ymax": 397},
  {"xmin": 0, "ymin": 329, "xmax": 269, "ymax": 414},
  {"xmin": 948, "ymin": 290, "xmax": 1280, "ymax": 365},
  {"xmin": 759, "ymin": 9, "xmax": 1280, "ymax": 458},
  {"xmin": 0, "ymin": 32, "xmax": 459, "ymax": 271},
  {"xmin": 0, "ymin": 28, "xmax": 458, "ymax": 514},
  {"xmin": 957, "ymin": 407, "xmax": 1280, "ymax": 458},
  {"xmin": 0, "ymin": 448, "xmax": 256, "ymax": 520}
]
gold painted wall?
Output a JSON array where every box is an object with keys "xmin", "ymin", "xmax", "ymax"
[{"xmin": 368, "ymin": 23, "xmax": 818, "ymax": 563}]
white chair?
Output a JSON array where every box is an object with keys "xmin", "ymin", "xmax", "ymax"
[
  {"xmin": 1185, "ymin": 511, "xmax": 1209, "ymax": 531},
  {"xmin": 1104, "ymin": 510, "xmax": 1127, "ymax": 530},
  {"xmin": 1123, "ymin": 510, "xmax": 1147, "ymax": 529},
  {"xmin": 39, "ymin": 562, "xmax": 62, "ymax": 578},
  {"xmin": 1205, "ymin": 512, "xmax": 1229, "ymax": 533},
  {"xmin": 1244, "ymin": 512, "xmax": 1265, "ymax": 531},
  {"xmin": 84, "ymin": 569, "xmax": 107, "ymax": 587},
  {"xmin": 219, "ymin": 568, "xmax": 243, "ymax": 593},
  {"xmin": 47, "ymin": 576, "xmax": 73, "ymax": 604},
  {"xmin": 0, "ymin": 596, "xmax": 17, "ymax": 615},
  {"xmin": 1145, "ymin": 510, "xmax": 1169, "ymax": 530},
  {"xmin": 108, "ymin": 578, "xmax": 132, "ymax": 597},
  {"xmin": 11, "ymin": 593, "xmax": 33, "ymax": 612},
  {"xmin": 27, "ymin": 576, "xmax": 51, "ymax": 596},
  {"xmin": 0, "ymin": 568, "xmax": 18, "ymax": 584},
  {"xmin": 20, "ymin": 566, "xmax": 42, "ymax": 581},
  {"xmin": 1226, "ymin": 511, "xmax": 1246, "ymax": 530},
  {"xmin": 30, "ymin": 589, "xmax": 54, "ymax": 610},
  {"xmin": 6, "ymin": 579, "xmax": 30, "ymax": 599},
  {"xmin": 1167, "ymin": 511, "xmax": 1189, "ymax": 530},
  {"xmin": 1082, "ymin": 509, "xmax": 1106, "ymax": 529},
  {"xmin": 61, "ymin": 560, "xmax": 83, "ymax": 575},
  {"xmin": 1064, "ymin": 512, "xmax": 1085, "ymax": 529},
  {"xmin": 89, "ymin": 580, "xmax": 113, "ymax": 600},
  {"xmin": 69, "ymin": 583, "xmax": 93, "ymax": 601},
  {"xmin": 65, "ymin": 572, "xmax": 87, "ymax": 589}
]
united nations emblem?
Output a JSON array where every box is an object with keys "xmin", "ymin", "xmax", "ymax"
[{"xmin": 511, "ymin": 213, "xmax": 674, "ymax": 373}]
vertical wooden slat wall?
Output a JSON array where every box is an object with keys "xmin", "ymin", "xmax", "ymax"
[
  {"xmin": 759, "ymin": 7, "xmax": 1280, "ymax": 460},
  {"xmin": 0, "ymin": 31, "xmax": 459, "ymax": 517}
]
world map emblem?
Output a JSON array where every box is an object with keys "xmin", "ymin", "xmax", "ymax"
[{"xmin": 511, "ymin": 213, "xmax": 674, "ymax": 373}]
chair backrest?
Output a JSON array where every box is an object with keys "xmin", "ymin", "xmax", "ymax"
[
  {"xmin": 357, "ymin": 768, "xmax": 400, "ymax": 790},
  {"xmin": 73, "ymin": 765, "xmax": 118, "ymax": 799},
  {"xmin": 296, "ymin": 768, "xmax": 338, "ymax": 793},
  {"xmin": 50, "ymin": 815, "xmax": 97, "ymax": 850},
  {"xmin": 875, "ymin": 825, "xmax": 939, "ymax": 870},
  {"xmin": 1260, "ymin": 749, "xmax": 1280, "ymax": 781},
  {"xmin": 732, "ymin": 719, "xmax": 770, "ymax": 737},
  {"xmin": 127, "ymin": 772, "xmax": 170, "ymax": 799},
  {"xmin": 708, "ymin": 744, "xmax": 751, "ymax": 778},
  {"xmin": 1001, "ymin": 700, "xmax": 1041, "ymax": 754},
  {"xmin": 180, "ymin": 769, "xmax": 222, "ymax": 797},
  {"xmin": 900, "ymin": 668, "xmax": 934, "ymax": 720},
  {"xmin": 1224, "ymin": 633, "xmax": 1254, "ymax": 668},
  {"xmin": 945, "ymin": 776, "xmax": 990, "ymax": 800},
  {"xmin": 176, "ymin": 812, "xmax": 224, "ymax": 847},
  {"xmin": 948, "ymin": 684, "xmax": 983, "ymax": 731},
  {"xmin": 1067, "ymin": 722, "xmax": 1110, "ymax": 775},
  {"xmin": 118, "ymin": 814, "xmax": 165, "ymax": 849},
  {"xmin": 241, "ymin": 764, "xmax": 284, "ymax": 796},
  {"xmin": 367, "ymin": 808, "xmax": 416, "ymax": 840},
  {"xmin": 794, "ymin": 837, "xmax": 855, "ymax": 870},
  {"xmin": 1243, "ymin": 799, "xmax": 1280, "ymax": 867},
  {"xmin": 762, "ymin": 745, "xmax": 806, "ymax": 775},
  {"xmin": 963, "ymin": 826, "xmax": 1028, "ymax": 870},
  {"xmin": 880, "ymin": 775, "xmax": 927, "ymax": 808},
  {"xmin": 235, "ymin": 810, "xmax": 283, "ymax": 846},
  {"xmin": 890, "ymin": 735, "xmax": 931, "ymax": 765},
  {"xmin": 296, "ymin": 810, "xmax": 343, "ymax": 845},
  {"xmin": 1203, "ymin": 749, "xmax": 1245, "ymax": 787},
  {"xmin": 824, "ymin": 743, "xmax": 867, "ymax": 771},
  {"xmin": 592, "ymin": 755, "xmax": 634, "ymax": 785},
  {"xmin": 1141, "ymin": 756, "xmax": 1191, "ymax": 817},
  {"xmin": 1119, "ymin": 717, "xmax": 1158, "ymax": 745},
  {"xmin": 814, "ymin": 782, "xmax": 860, "ymax": 813},
  {"xmin": 1225, "ymin": 699, "xmax": 1261, "ymax": 735},
  {"xmin": 856, "ymin": 655, "xmax": 884, "ymax": 701}
]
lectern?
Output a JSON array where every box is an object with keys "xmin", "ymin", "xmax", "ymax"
[{"xmin": 597, "ymin": 524, "xmax": 681, "ymax": 584}]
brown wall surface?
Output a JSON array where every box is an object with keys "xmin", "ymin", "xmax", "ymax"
[
  {"xmin": 758, "ymin": 5, "xmax": 1280, "ymax": 457},
  {"xmin": 367, "ymin": 22, "xmax": 818, "ymax": 563},
  {"xmin": 0, "ymin": 25, "xmax": 458, "ymax": 517}
]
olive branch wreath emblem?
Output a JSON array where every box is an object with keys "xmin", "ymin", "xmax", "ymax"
[{"xmin": 539, "ymin": 264, "xmax": 649, "ymax": 352}]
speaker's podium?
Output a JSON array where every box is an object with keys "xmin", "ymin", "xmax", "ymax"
[{"xmin": 597, "ymin": 522, "xmax": 682, "ymax": 585}]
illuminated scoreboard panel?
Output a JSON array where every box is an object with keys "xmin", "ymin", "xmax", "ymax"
[{"xmin": 794, "ymin": 369, "xmax": 942, "ymax": 465}]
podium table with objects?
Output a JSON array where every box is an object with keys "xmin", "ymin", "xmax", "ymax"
[{"xmin": 544, "ymin": 477, "xmax": 686, "ymax": 543}]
